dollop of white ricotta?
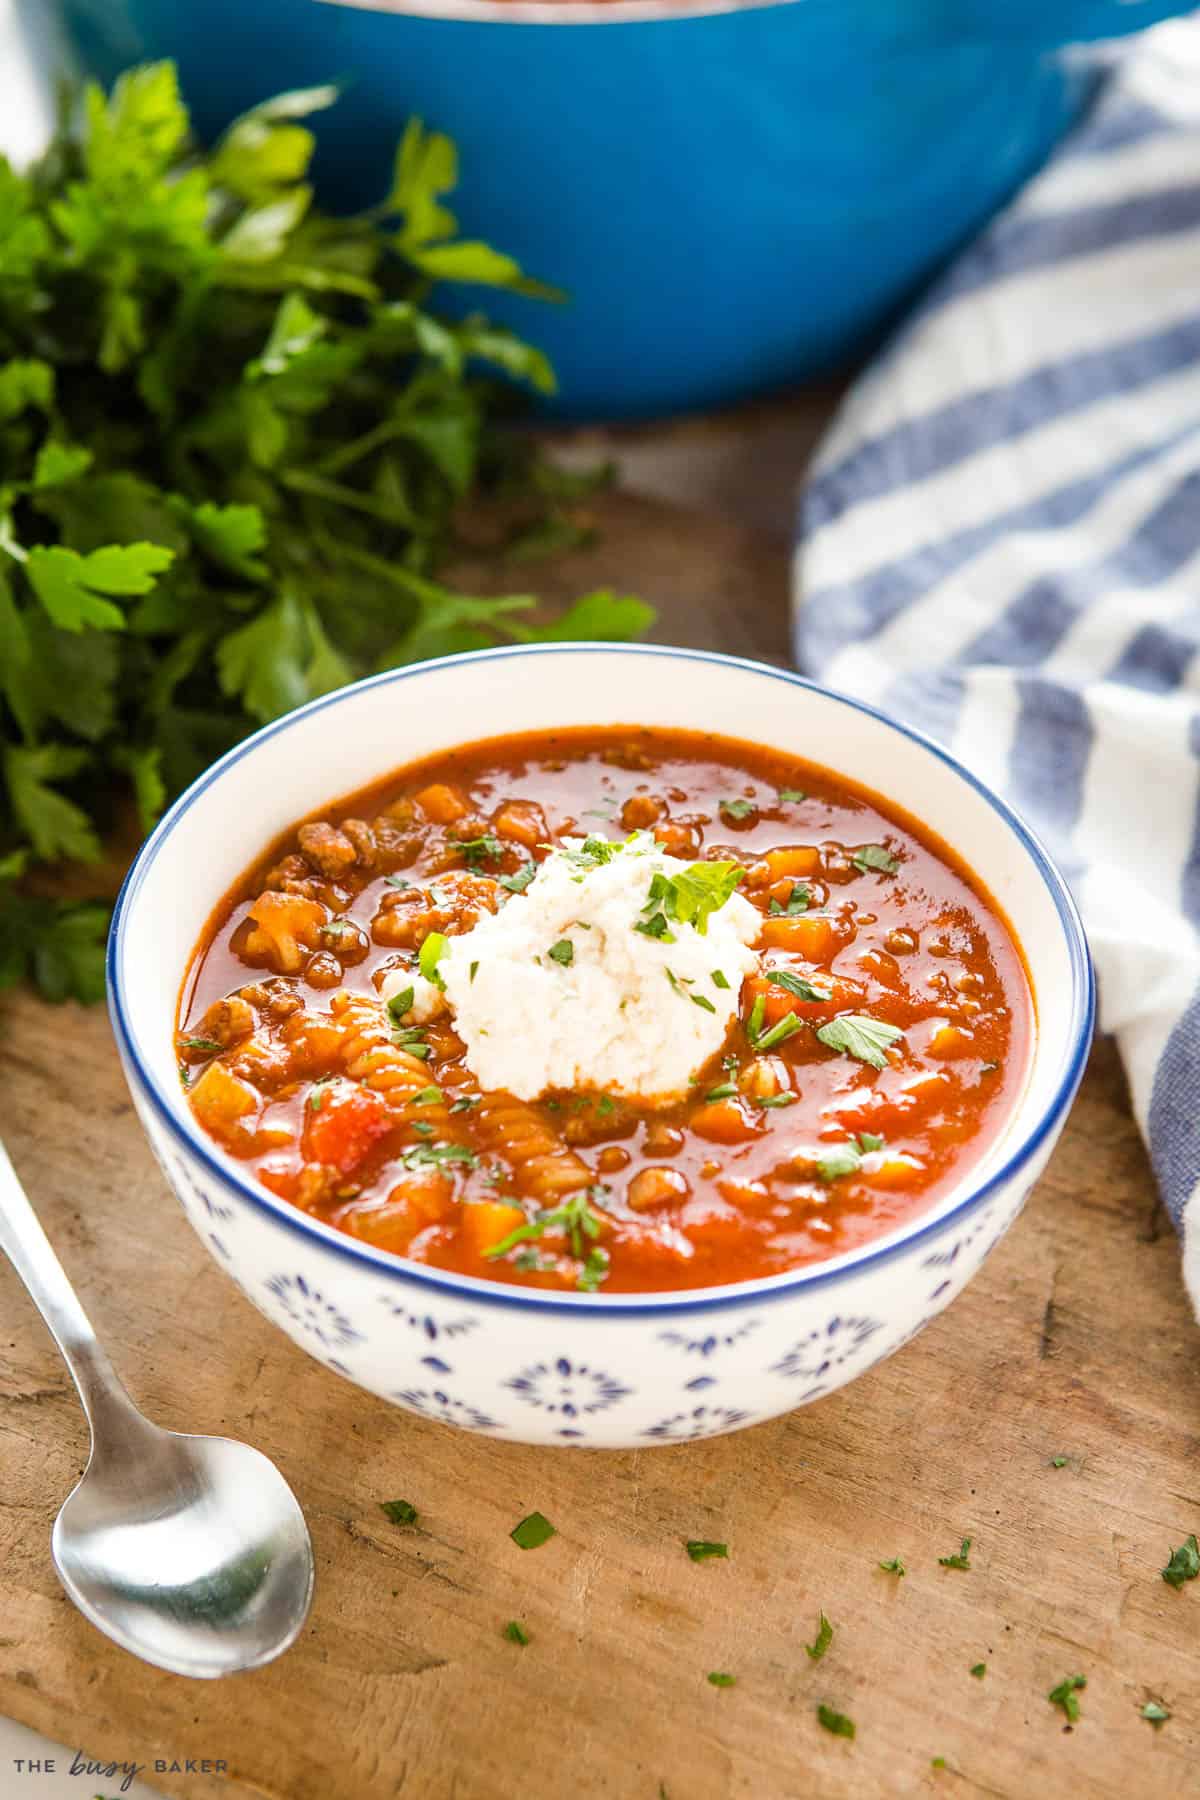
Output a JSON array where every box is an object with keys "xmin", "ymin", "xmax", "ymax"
[{"xmin": 380, "ymin": 835, "xmax": 760, "ymax": 1104}]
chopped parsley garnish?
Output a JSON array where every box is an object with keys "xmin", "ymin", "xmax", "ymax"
[
  {"xmin": 816, "ymin": 1134, "xmax": 885, "ymax": 1181},
  {"xmin": 931, "ymin": 1758, "xmax": 946, "ymax": 1770},
  {"xmin": 401, "ymin": 1141, "xmax": 478, "ymax": 1170},
  {"xmin": 768, "ymin": 882, "xmax": 810, "ymax": 917},
  {"xmin": 691, "ymin": 992, "xmax": 717, "ymax": 1014},
  {"xmin": 778, "ymin": 787, "xmax": 806, "ymax": 803},
  {"xmin": 306, "ymin": 1079, "xmax": 335, "ymax": 1112},
  {"xmin": 878, "ymin": 1558, "xmax": 906, "ymax": 1576},
  {"xmin": 706, "ymin": 1083, "xmax": 737, "ymax": 1101},
  {"xmin": 470, "ymin": 960, "xmax": 479, "ymax": 982},
  {"xmin": 384, "ymin": 875, "xmax": 411, "ymax": 890},
  {"xmin": 851, "ymin": 844, "xmax": 898, "ymax": 875},
  {"xmin": 411, "ymin": 1085, "xmax": 443, "ymax": 1106},
  {"xmin": 711, "ymin": 969, "xmax": 731, "ymax": 989},
  {"xmin": 746, "ymin": 994, "xmax": 766, "ymax": 1042},
  {"xmin": 719, "ymin": 797, "xmax": 756, "ymax": 822},
  {"xmin": 452, "ymin": 831, "xmax": 503, "ymax": 868},
  {"xmin": 768, "ymin": 969, "xmax": 830, "ymax": 1003},
  {"xmin": 1048, "ymin": 1674, "xmax": 1086, "ymax": 1722},
  {"xmin": 450, "ymin": 1093, "xmax": 481, "ymax": 1113},
  {"xmin": 418, "ymin": 931, "xmax": 449, "ymax": 991},
  {"xmin": 816, "ymin": 1704, "xmax": 855, "ymax": 1740},
  {"xmin": 386, "ymin": 987, "xmax": 415, "ymax": 1026},
  {"xmin": 1161, "ymin": 1533, "xmax": 1200, "ymax": 1587},
  {"xmin": 180, "ymin": 1035, "xmax": 222, "ymax": 1053},
  {"xmin": 500, "ymin": 862, "xmax": 537, "ymax": 894},
  {"xmin": 938, "ymin": 1537, "xmax": 972, "ymax": 1570},
  {"xmin": 380, "ymin": 1499, "xmax": 418, "ymax": 1526},
  {"xmin": 1050, "ymin": 1455, "xmax": 1069, "ymax": 1468},
  {"xmin": 636, "ymin": 909, "xmax": 674, "ymax": 941},
  {"xmin": 560, "ymin": 835, "xmax": 620, "ymax": 870},
  {"xmin": 486, "ymin": 1188, "xmax": 607, "ymax": 1261},
  {"xmin": 805, "ymin": 1613, "xmax": 833, "ymax": 1662},
  {"xmin": 577, "ymin": 1246, "xmax": 610, "ymax": 1293},
  {"xmin": 757, "ymin": 1092, "xmax": 796, "ymax": 1109},
  {"xmin": 970, "ymin": 1663, "xmax": 986, "ymax": 1679},
  {"xmin": 548, "ymin": 938, "xmax": 575, "ymax": 967},
  {"xmin": 596, "ymin": 1094, "xmax": 616, "ymax": 1115},
  {"xmin": 178, "ymin": 1064, "xmax": 191, "ymax": 1088},
  {"xmin": 755, "ymin": 1012, "xmax": 804, "ymax": 1052},
  {"xmin": 686, "ymin": 1541, "xmax": 729, "ymax": 1562},
  {"xmin": 816, "ymin": 1013, "xmax": 903, "ymax": 1070},
  {"xmin": 395, "ymin": 1028, "xmax": 431, "ymax": 1060},
  {"xmin": 707, "ymin": 1671, "xmax": 736, "ymax": 1688},
  {"xmin": 503, "ymin": 1620, "xmax": 530, "ymax": 1645},
  {"xmin": 1142, "ymin": 1700, "xmax": 1170, "ymax": 1726},
  {"xmin": 511, "ymin": 1512, "xmax": 556, "ymax": 1550},
  {"xmin": 642, "ymin": 861, "xmax": 746, "ymax": 937},
  {"xmin": 412, "ymin": 1120, "xmax": 434, "ymax": 1137}
]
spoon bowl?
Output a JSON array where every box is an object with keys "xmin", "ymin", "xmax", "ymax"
[{"xmin": 53, "ymin": 1421, "xmax": 314, "ymax": 1678}]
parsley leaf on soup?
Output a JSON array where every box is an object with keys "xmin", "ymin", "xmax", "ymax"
[
  {"xmin": 816, "ymin": 1014, "xmax": 904, "ymax": 1070},
  {"xmin": 850, "ymin": 844, "xmax": 898, "ymax": 875}
]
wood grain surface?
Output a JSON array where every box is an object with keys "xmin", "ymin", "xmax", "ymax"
[{"xmin": 2, "ymin": 470, "xmax": 1199, "ymax": 1800}]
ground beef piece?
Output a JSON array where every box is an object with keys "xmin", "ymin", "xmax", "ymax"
[{"xmin": 297, "ymin": 822, "xmax": 359, "ymax": 878}]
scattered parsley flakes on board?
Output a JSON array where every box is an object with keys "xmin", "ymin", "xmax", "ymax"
[
  {"xmin": 805, "ymin": 1612, "xmax": 833, "ymax": 1662},
  {"xmin": 816, "ymin": 1704, "xmax": 855, "ymax": 1740},
  {"xmin": 510, "ymin": 1511, "xmax": 556, "ymax": 1550},
  {"xmin": 1141, "ymin": 1700, "xmax": 1170, "ymax": 1726},
  {"xmin": 1047, "ymin": 1674, "xmax": 1086, "ymax": 1722},
  {"xmin": 1161, "ymin": 1533, "xmax": 1200, "ymax": 1587},
  {"xmin": 878, "ymin": 1557, "xmax": 906, "ymax": 1577},
  {"xmin": 503, "ymin": 1620, "xmax": 530, "ymax": 1645},
  {"xmin": 685, "ymin": 1540, "xmax": 729, "ymax": 1563},
  {"xmin": 379, "ymin": 1498, "xmax": 418, "ymax": 1526},
  {"xmin": 0, "ymin": 62, "xmax": 651, "ymax": 1004},
  {"xmin": 707, "ymin": 1671, "xmax": 736, "ymax": 1688},
  {"xmin": 938, "ymin": 1537, "xmax": 973, "ymax": 1570}
]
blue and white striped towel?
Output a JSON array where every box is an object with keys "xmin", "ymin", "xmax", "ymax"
[{"xmin": 794, "ymin": 20, "xmax": 1200, "ymax": 1308}]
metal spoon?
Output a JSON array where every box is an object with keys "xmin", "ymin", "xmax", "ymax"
[{"xmin": 0, "ymin": 1136, "xmax": 314, "ymax": 1677}]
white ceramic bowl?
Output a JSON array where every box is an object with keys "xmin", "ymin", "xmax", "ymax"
[{"xmin": 108, "ymin": 646, "xmax": 1093, "ymax": 1447}]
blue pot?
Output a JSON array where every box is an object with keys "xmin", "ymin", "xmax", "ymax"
[{"xmin": 58, "ymin": 0, "xmax": 1189, "ymax": 420}]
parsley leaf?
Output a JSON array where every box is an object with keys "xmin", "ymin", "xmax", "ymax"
[
  {"xmin": 816, "ymin": 1013, "xmax": 904, "ymax": 1070},
  {"xmin": 503, "ymin": 1619, "xmax": 530, "ymax": 1645},
  {"xmin": 778, "ymin": 787, "xmax": 806, "ymax": 803},
  {"xmin": 548, "ymin": 938, "xmax": 574, "ymax": 967},
  {"xmin": 938, "ymin": 1537, "xmax": 972, "ymax": 1571},
  {"xmin": 816, "ymin": 1704, "xmax": 855, "ymax": 1740},
  {"xmin": 380, "ymin": 1499, "xmax": 418, "ymax": 1526},
  {"xmin": 768, "ymin": 882, "xmax": 809, "ymax": 917},
  {"xmin": 1048, "ymin": 1674, "xmax": 1086, "ymax": 1722},
  {"xmin": 768, "ymin": 968, "xmax": 830, "ymax": 1003},
  {"xmin": 970, "ymin": 1663, "xmax": 986, "ymax": 1679},
  {"xmin": 719, "ymin": 797, "xmax": 755, "ymax": 823},
  {"xmin": 805, "ymin": 1612, "xmax": 833, "ymax": 1661},
  {"xmin": 1162, "ymin": 1534, "xmax": 1200, "ymax": 1588},
  {"xmin": 452, "ymin": 831, "xmax": 502, "ymax": 868},
  {"xmin": 485, "ymin": 1188, "xmax": 606, "ymax": 1261},
  {"xmin": 686, "ymin": 1541, "xmax": 729, "ymax": 1562},
  {"xmin": 878, "ymin": 1558, "xmax": 906, "ymax": 1577},
  {"xmin": 1142, "ymin": 1700, "xmax": 1170, "ymax": 1726},
  {"xmin": 387, "ymin": 986, "xmax": 415, "ymax": 1026},
  {"xmin": 850, "ymin": 844, "xmax": 898, "ymax": 876},
  {"xmin": 707, "ymin": 1671, "xmax": 736, "ymax": 1688},
  {"xmin": 511, "ymin": 1511, "xmax": 556, "ymax": 1550},
  {"xmin": 500, "ymin": 862, "xmax": 536, "ymax": 894}
]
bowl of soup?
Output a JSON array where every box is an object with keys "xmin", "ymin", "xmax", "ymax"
[
  {"xmin": 59, "ymin": 0, "xmax": 1193, "ymax": 418},
  {"xmin": 107, "ymin": 646, "xmax": 1092, "ymax": 1445}
]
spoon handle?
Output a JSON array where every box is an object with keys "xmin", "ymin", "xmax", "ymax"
[{"xmin": 0, "ymin": 1135, "xmax": 138, "ymax": 1435}]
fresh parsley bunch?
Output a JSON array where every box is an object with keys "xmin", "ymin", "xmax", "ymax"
[{"xmin": 0, "ymin": 63, "xmax": 650, "ymax": 1004}]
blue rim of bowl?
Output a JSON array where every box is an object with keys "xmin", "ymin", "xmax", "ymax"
[
  {"xmin": 107, "ymin": 643, "xmax": 1095, "ymax": 1318},
  {"xmin": 316, "ymin": 0, "xmax": 797, "ymax": 28}
]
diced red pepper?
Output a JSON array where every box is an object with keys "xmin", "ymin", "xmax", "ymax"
[{"xmin": 302, "ymin": 1083, "xmax": 393, "ymax": 1174}]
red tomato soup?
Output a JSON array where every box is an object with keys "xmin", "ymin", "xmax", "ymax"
[{"xmin": 178, "ymin": 727, "xmax": 1033, "ymax": 1294}]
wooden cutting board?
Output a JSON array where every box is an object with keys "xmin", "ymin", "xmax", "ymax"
[{"xmin": 2, "ymin": 475, "xmax": 1199, "ymax": 1800}]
